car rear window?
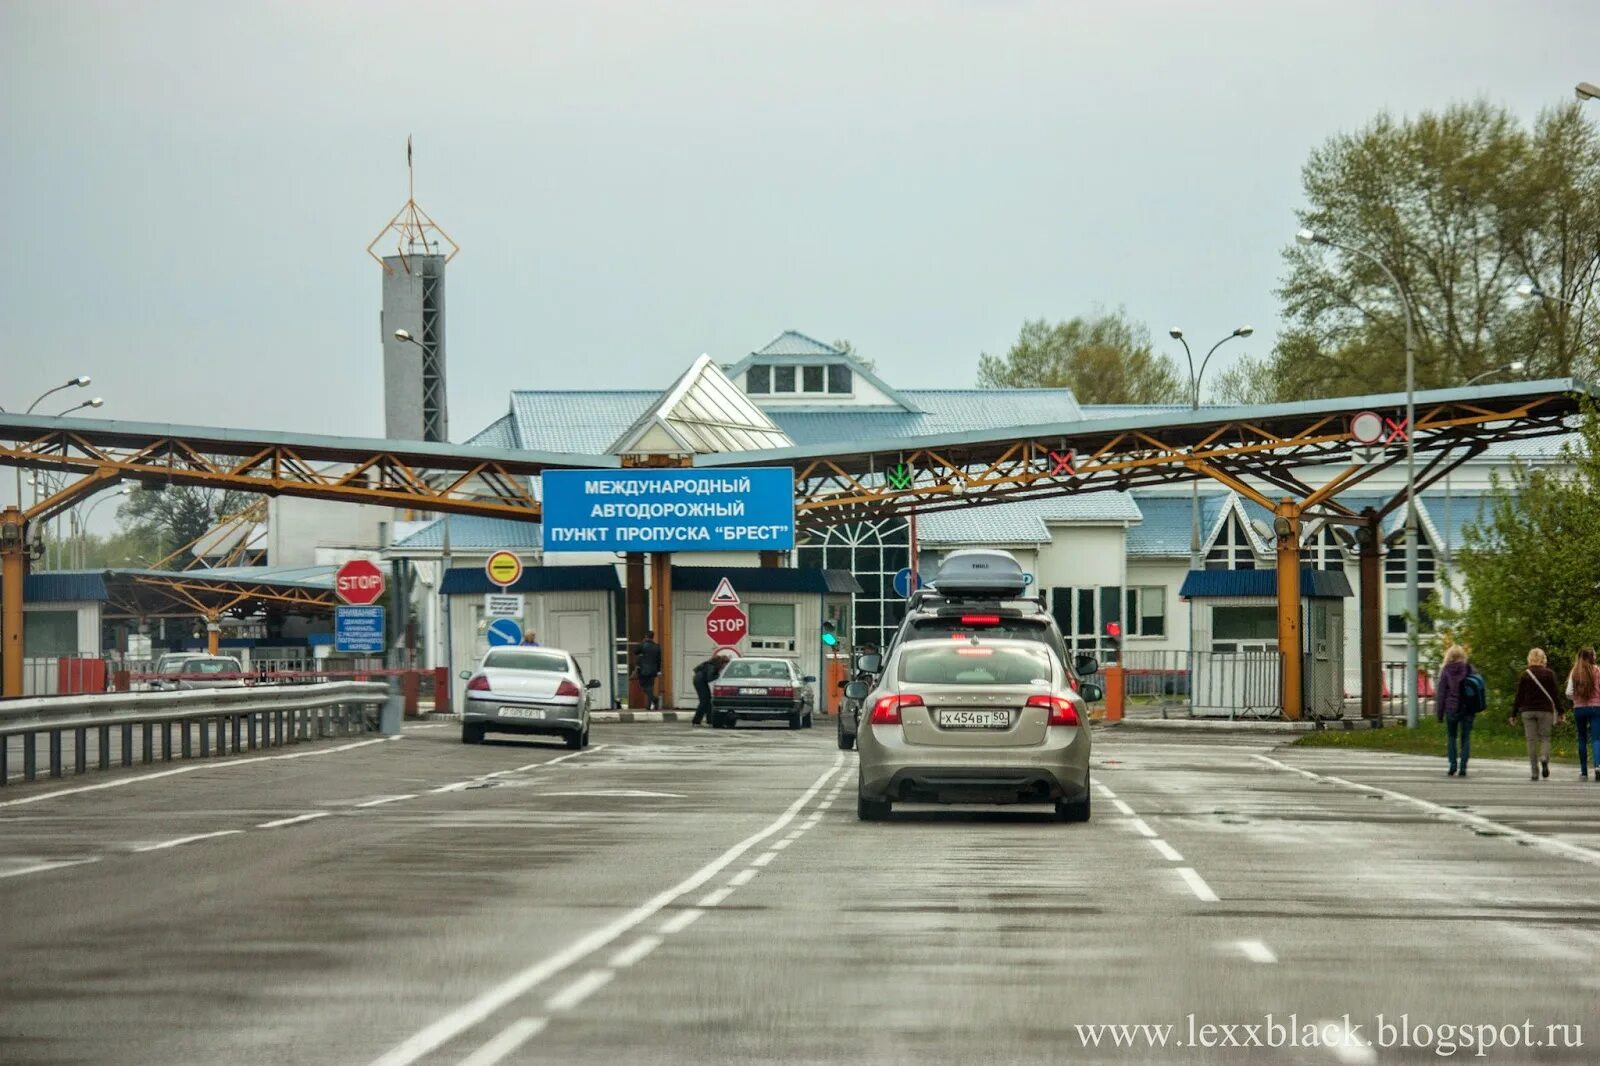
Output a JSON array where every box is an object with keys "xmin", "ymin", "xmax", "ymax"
[
  {"xmin": 720, "ymin": 660, "xmax": 791, "ymax": 680},
  {"xmin": 189, "ymin": 659, "xmax": 240, "ymax": 674},
  {"xmin": 905, "ymin": 616, "xmax": 1054, "ymax": 644},
  {"xmin": 898, "ymin": 645, "xmax": 1051, "ymax": 686},
  {"xmin": 483, "ymin": 650, "xmax": 568, "ymax": 673}
]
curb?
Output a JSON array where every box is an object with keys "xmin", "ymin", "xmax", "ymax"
[
  {"xmin": 420, "ymin": 710, "xmax": 836, "ymax": 724},
  {"xmin": 1100, "ymin": 717, "xmax": 1317, "ymax": 734}
]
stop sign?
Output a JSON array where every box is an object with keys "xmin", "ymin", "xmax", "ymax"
[
  {"xmin": 706, "ymin": 603, "xmax": 747, "ymax": 647},
  {"xmin": 334, "ymin": 558, "xmax": 386, "ymax": 606}
]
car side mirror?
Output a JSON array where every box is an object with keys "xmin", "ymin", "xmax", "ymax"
[
  {"xmin": 585, "ymin": 678, "xmax": 601, "ymax": 690},
  {"xmin": 801, "ymin": 675, "xmax": 817, "ymax": 684},
  {"xmin": 1073, "ymin": 654, "xmax": 1100, "ymax": 677},
  {"xmin": 1079, "ymin": 683, "xmax": 1104, "ymax": 703},
  {"xmin": 857, "ymin": 653, "xmax": 882, "ymax": 674},
  {"xmin": 845, "ymin": 681, "xmax": 868, "ymax": 701},
  {"xmin": 459, "ymin": 670, "xmax": 472, "ymax": 680}
]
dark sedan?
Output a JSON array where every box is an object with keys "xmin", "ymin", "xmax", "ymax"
[{"xmin": 711, "ymin": 657, "xmax": 816, "ymax": 730}]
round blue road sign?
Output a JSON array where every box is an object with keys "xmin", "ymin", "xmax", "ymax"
[
  {"xmin": 487, "ymin": 617, "xmax": 523, "ymax": 647},
  {"xmin": 893, "ymin": 567, "xmax": 922, "ymax": 599}
]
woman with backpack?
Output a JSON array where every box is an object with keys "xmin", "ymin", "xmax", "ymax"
[
  {"xmin": 1566, "ymin": 647, "xmax": 1600, "ymax": 782},
  {"xmin": 1510, "ymin": 648, "xmax": 1563, "ymax": 781},
  {"xmin": 1435, "ymin": 645, "xmax": 1481, "ymax": 777}
]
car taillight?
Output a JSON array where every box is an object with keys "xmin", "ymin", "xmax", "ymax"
[
  {"xmin": 466, "ymin": 675, "xmax": 490, "ymax": 692},
  {"xmin": 712, "ymin": 685, "xmax": 735, "ymax": 697},
  {"xmin": 869, "ymin": 693, "xmax": 923, "ymax": 724},
  {"xmin": 555, "ymin": 678, "xmax": 581, "ymax": 697},
  {"xmin": 769, "ymin": 686, "xmax": 795, "ymax": 697},
  {"xmin": 960, "ymin": 614, "xmax": 1001, "ymax": 625},
  {"xmin": 1026, "ymin": 693, "xmax": 1079, "ymax": 726}
]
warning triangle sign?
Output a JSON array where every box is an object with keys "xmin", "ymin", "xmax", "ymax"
[{"xmin": 709, "ymin": 577, "xmax": 740, "ymax": 605}]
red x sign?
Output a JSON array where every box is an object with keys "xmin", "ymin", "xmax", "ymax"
[
  {"xmin": 1048, "ymin": 450, "xmax": 1076, "ymax": 476},
  {"xmin": 1384, "ymin": 417, "xmax": 1409, "ymax": 443}
]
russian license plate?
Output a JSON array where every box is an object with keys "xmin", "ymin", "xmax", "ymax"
[
  {"xmin": 498, "ymin": 706, "xmax": 548, "ymax": 720},
  {"xmin": 937, "ymin": 709, "xmax": 1010, "ymax": 729},
  {"xmin": 740, "ymin": 687, "xmax": 766, "ymax": 696}
]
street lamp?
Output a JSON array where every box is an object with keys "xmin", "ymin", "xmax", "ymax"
[
  {"xmin": 1297, "ymin": 227, "xmax": 1422, "ymax": 728},
  {"xmin": 1578, "ymin": 82, "xmax": 1600, "ymax": 101},
  {"xmin": 54, "ymin": 397, "xmax": 104, "ymax": 417},
  {"xmin": 24, "ymin": 375, "xmax": 91, "ymax": 414},
  {"xmin": 73, "ymin": 483, "xmax": 133, "ymax": 569},
  {"xmin": 394, "ymin": 329, "xmax": 420, "ymax": 346},
  {"xmin": 1515, "ymin": 282, "xmax": 1580, "ymax": 308}
]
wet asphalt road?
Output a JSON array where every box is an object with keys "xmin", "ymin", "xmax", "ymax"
[{"xmin": 1, "ymin": 721, "xmax": 1598, "ymax": 1065}]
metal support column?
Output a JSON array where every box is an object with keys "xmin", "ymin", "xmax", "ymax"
[
  {"xmin": 650, "ymin": 552, "xmax": 673, "ymax": 708},
  {"xmin": 625, "ymin": 552, "xmax": 646, "ymax": 709},
  {"xmin": 205, "ymin": 614, "xmax": 221, "ymax": 655},
  {"xmin": 1274, "ymin": 500, "xmax": 1303, "ymax": 720},
  {"xmin": 2, "ymin": 506, "xmax": 27, "ymax": 698},
  {"xmin": 1358, "ymin": 508, "xmax": 1383, "ymax": 721}
]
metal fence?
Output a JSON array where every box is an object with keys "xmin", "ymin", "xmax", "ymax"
[{"xmin": 1, "ymin": 681, "xmax": 390, "ymax": 786}]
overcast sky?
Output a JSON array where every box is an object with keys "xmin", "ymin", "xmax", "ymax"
[{"xmin": 3, "ymin": 0, "xmax": 1596, "ymax": 456}]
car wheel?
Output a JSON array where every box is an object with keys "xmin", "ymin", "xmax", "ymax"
[
  {"xmin": 564, "ymin": 730, "xmax": 584, "ymax": 750},
  {"xmin": 788, "ymin": 710, "xmax": 803, "ymax": 729},
  {"xmin": 857, "ymin": 794, "xmax": 891, "ymax": 821},
  {"xmin": 836, "ymin": 728, "xmax": 855, "ymax": 751},
  {"xmin": 1055, "ymin": 792, "xmax": 1091, "ymax": 823},
  {"xmin": 580, "ymin": 728, "xmax": 591, "ymax": 749},
  {"xmin": 461, "ymin": 723, "xmax": 485, "ymax": 745}
]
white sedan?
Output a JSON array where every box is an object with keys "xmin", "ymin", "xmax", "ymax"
[{"xmin": 460, "ymin": 647, "xmax": 598, "ymax": 749}]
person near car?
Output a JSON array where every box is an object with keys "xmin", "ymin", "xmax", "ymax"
[
  {"xmin": 521, "ymin": 632, "xmax": 541, "ymax": 647},
  {"xmin": 1566, "ymin": 646, "xmax": 1600, "ymax": 782},
  {"xmin": 690, "ymin": 653, "xmax": 726, "ymax": 726},
  {"xmin": 1434, "ymin": 644, "xmax": 1476, "ymax": 777},
  {"xmin": 1511, "ymin": 647, "xmax": 1563, "ymax": 781},
  {"xmin": 635, "ymin": 631, "xmax": 663, "ymax": 710}
]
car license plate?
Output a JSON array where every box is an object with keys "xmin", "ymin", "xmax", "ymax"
[
  {"xmin": 739, "ymin": 687, "xmax": 766, "ymax": 696},
  {"xmin": 498, "ymin": 706, "xmax": 547, "ymax": 720},
  {"xmin": 937, "ymin": 709, "xmax": 1010, "ymax": 729}
]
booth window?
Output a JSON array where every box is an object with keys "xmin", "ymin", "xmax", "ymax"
[
  {"xmin": 749, "ymin": 603, "xmax": 796, "ymax": 638},
  {"xmin": 1125, "ymin": 586, "xmax": 1166, "ymax": 637},
  {"xmin": 1384, "ymin": 539, "xmax": 1436, "ymax": 633},
  {"xmin": 1212, "ymin": 606, "xmax": 1278, "ymax": 642},
  {"xmin": 746, "ymin": 365, "xmax": 771, "ymax": 394}
]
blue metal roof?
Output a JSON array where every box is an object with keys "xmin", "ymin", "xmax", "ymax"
[
  {"xmin": 464, "ymin": 414, "xmax": 518, "ymax": 449},
  {"xmin": 674, "ymin": 566, "xmax": 861, "ymax": 596},
  {"xmin": 751, "ymin": 330, "xmax": 845, "ymax": 357},
  {"xmin": 1179, "ymin": 568, "xmax": 1353, "ymax": 599},
  {"xmin": 440, "ymin": 564, "xmax": 620, "ymax": 596},
  {"xmin": 916, "ymin": 493, "xmax": 1142, "ymax": 546},
  {"xmin": 1126, "ymin": 494, "xmax": 1228, "ymax": 556},
  {"xmin": 392, "ymin": 515, "xmax": 542, "ymax": 551},
  {"xmin": 10, "ymin": 571, "xmax": 110, "ymax": 602}
]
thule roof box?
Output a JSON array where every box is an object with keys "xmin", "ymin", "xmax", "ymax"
[{"xmin": 926, "ymin": 549, "xmax": 1029, "ymax": 600}]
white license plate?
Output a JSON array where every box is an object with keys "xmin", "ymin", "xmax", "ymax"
[
  {"xmin": 498, "ymin": 706, "xmax": 548, "ymax": 720},
  {"xmin": 937, "ymin": 709, "xmax": 1010, "ymax": 729},
  {"xmin": 739, "ymin": 687, "xmax": 767, "ymax": 696}
]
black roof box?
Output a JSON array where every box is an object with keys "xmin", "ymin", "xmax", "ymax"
[{"xmin": 929, "ymin": 549, "xmax": 1028, "ymax": 599}]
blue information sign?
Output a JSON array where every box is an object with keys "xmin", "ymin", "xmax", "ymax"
[
  {"xmin": 541, "ymin": 467, "xmax": 796, "ymax": 553},
  {"xmin": 893, "ymin": 567, "xmax": 922, "ymax": 598},
  {"xmin": 486, "ymin": 617, "xmax": 524, "ymax": 647},
  {"xmin": 335, "ymin": 606, "xmax": 385, "ymax": 654}
]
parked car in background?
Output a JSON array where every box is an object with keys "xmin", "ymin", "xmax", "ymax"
[
  {"xmin": 149, "ymin": 656, "xmax": 248, "ymax": 691},
  {"xmin": 850, "ymin": 638, "xmax": 1101, "ymax": 823},
  {"xmin": 711, "ymin": 657, "xmax": 816, "ymax": 729},
  {"xmin": 460, "ymin": 646, "xmax": 598, "ymax": 749}
]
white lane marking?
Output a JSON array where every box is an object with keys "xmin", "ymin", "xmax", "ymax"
[
  {"xmin": 1177, "ymin": 867, "xmax": 1220, "ymax": 902},
  {"xmin": 542, "ymin": 790, "xmax": 684, "ymax": 799},
  {"xmin": 0, "ymin": 857, "xmax": 100, "ymax": 880},
  {"xmin": 1238, "ymin": 940, "xmax": 1278, "ymax": 964},
  {"xmin": 817, "ymin": 800, "xmax": 833, "ymax": 810},
  {"xmin": 370, "ymin": 753, "xmax": 845, "ymax": 1066},
  {"xmin": 1150, "ymin": 839, "xmax": 1184, "ymax": 862},
  {"xmin": 1111, "ymin": 799, "xmax": 1135, "ymax": 816},
  {"xmin": 698, "ymin": 886, "xmax": 735, "ymax": 906},
  {"xmin": 1128, "ymin": 817, "xmax": 1158, "ymax": 838},
  {"xmin": 545, "ymin": 969, "xmax": 613, "ymax": 1012},
  {"xmin": 428, "ymin": 746, "xmax": 607, "ymax": 794},
  {"xmin": 728, "ymin": 868, "xmax": 758, "ymax": 887},
  {"xmin": 801, "ymin": 817, "xmax": 821, "ymax": 829},
  {"xmin": 607, "ymin": 935, "xmax": 662, "ymax": 969},
  {"xmin": 750, "ymin": 851, "xmax": 777, "ymax": 868},
  {"xmin": 657, "ymin": 909, "xmax": 704, "ymax": 934},
  {"xmin": 770, "ymin": 838, "xmax": 793, "ymax": 851},
  {"xmin": 0, "ymin": 737, "xmax": 394, "ymax": 810},
  {"xmin": 455, "ymin": 1017, "xmax": 547, "ymax": 1066},
  {"xmin": 783, "ymin": 831, "xmax": 804, "ymax": 842},
  {"xmin": 356, "ymin": 794, "xmax": 417, "ymax": 808},
  {"xmin": 132, "ymin": 829, "xmax": 244, "ymax": 852},
  {"xmin": 258, "ymin": 812, "xmax": 331, "ymax": 829},
  {"xmin": 1095, "ymin": 782, "xmax": 1117, "ymax": 799},
  {"xmin": 1252, "ymin": 754, "xmax": 1600, "ymax": 870}
]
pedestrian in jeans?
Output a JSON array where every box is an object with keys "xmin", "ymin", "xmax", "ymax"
[
  {"xmin": 1434, "ymin": 645, "xmax": 1476, "ymax": 777},
  {"xmin": 1511, "ymin": 648, "xmax": 1563, "ymax": 781},
  {"xmin": 1566, "ymin": 646, "xmax": 1600, "ymax": 783}
]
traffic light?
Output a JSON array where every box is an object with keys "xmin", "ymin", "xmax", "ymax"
[
  {"xmin": 1104, "ymin": 620, "xmax": 1122, "ymax": 665},
  {"xmin": 822, "ymin": 620, "xmax": 839, "ymax": 647}
]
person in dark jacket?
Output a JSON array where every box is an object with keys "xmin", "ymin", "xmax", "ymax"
[
  {"xmin": 1510, "ymin": 647, "xmax": 1563, "ymax": 781},
  {"xmin": 635, "ymin": 632, "xmax": 663, "ymax": 710},
  {"xmin": 1434, "ymin": 644, "xmax": 1476, "ymax": 777},
  {"xmin": 690, "ymin": 653, "xmax": 727, "ymax": 726}
]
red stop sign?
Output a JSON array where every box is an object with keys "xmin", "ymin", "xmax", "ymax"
[
  {"xmin": 706, "ymin": 603, "xmax": 747, "ymax": 647},
  {"xmin": 335, "ymin": 558, "xmax": 386, "ymax": 606}
]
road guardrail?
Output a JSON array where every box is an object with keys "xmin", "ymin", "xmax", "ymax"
[{"xmin": 0, "ymin": 682, "xmax": 390, "ymax": 786}]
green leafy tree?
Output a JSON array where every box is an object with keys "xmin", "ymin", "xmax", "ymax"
[
  {"xmin": 1265, "ymin": 101, "xmax": 1600, "ymax": 400},
  {"xmin": 830, "ymin": 338, "xmax": 876, "ymax": 372},
  {"xmin": 977, "ymin": 309, "xmax": 1185, "ymax": 404},
  {"xmin": 118, "ymin": 484, "xmax": 251, "ymax": 565},
  {"xmin": 1454, "ymin": 410, "xmax": 1600, "ymax": 704}
]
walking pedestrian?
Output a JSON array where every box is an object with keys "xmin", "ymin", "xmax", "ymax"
[
  {"xmin": 635, "ymin": 630, "xmax": 663, "ymax": 710},
  {"xmin": 1511, "ymin": 648, "xmax": 1563, "ymax": 781},
  {"xmin": 690, "ymin": 653, "xmax": 726, "ymax": 726},
  {"xmin": 1434, "ymin": 645, "xmax": 1481, "ymax": 777},
  {"xmin": 1566, "ymin": 646, "xmax": 1600, "ymax": 783}
]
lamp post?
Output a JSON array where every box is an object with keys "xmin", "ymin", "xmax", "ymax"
[
  {"xmin": 1441, "ymin": 361, "xmax": 1525, "ymax": 612},
  {"xmin": 1578, "ymin": 82, "xmax": 1599, "ymax": 101},
  {"xmin": 1297, "ymin": 228, "xmax": 1422, "ymax": 727},
  {"xmin": 73, "ymin": 484, "xmax": 132, "ymax": 569},
  {"xmin": 54, "ymin": 397, "xmax": 104, "ymax": 417},
  {"xmin": 10, "ymin": 375, "xmax": 91, "ymax": 508}
]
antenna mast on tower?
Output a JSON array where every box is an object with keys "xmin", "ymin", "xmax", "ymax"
[{"xmin": 367, "ymin": 135, "xmax": 460, "ymax": 275}]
